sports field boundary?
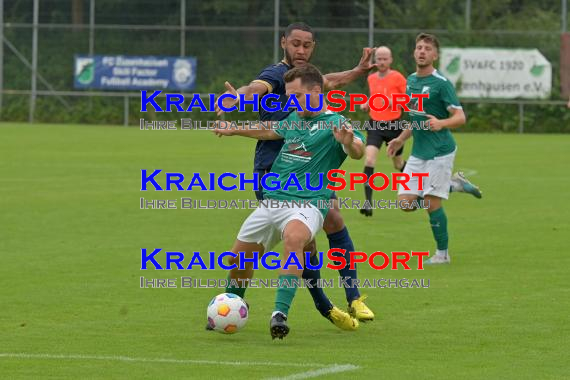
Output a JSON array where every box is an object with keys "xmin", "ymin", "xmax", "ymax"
[{"xmin": 0, "ymin": 353, "xmax": 361, "ymax": 379}]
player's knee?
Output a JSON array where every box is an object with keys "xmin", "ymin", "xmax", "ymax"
[
  {"xmin": 283, "ymin": 229, "xmax": 310, "ymax": 253},
  {"xmin": 323, "ymin": 208, "xmax": 345, "ymax": 234},
  {"xmin": 229, "ymin": 256, "xmax": 254, "ymax": 271},
  {"xmin": 424, "ymin": 196, "xmax": 441, "ymax": 212},
  {"xmin": 398, "ymin": 196, "xmax": 419, "ymax": 212},
  {"xmin": 283, "ymin": 234, "xmax": 306, "ymax": 251},
  {"xmin": 400, "ymin": 205, "xmax": 417, "ymax": 213},
  {"xmin": 228, "ymin": 255, "xmax": 238, "ymax": 266}
]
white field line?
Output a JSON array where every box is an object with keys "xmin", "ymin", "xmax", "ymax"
[
  {"xmin": 460, "ymin": 168, "xmax": 478, "ymax": 177},
  {"xmin": 264, "ymin": 364, "xmax": 360, "ymax": 380},
  {"xmin": 0, "ymin": 353, "xmax": 357, "ymax": 373}
]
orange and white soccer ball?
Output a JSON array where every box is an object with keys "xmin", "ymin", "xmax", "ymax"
[{"xmin": 206, "ymin": 293, "xmax": 248, "ymax": 334}]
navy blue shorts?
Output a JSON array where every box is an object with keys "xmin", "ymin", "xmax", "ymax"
[{"xmin": 254, "ymin": 169, "xmax": 269, "ymax": 201}]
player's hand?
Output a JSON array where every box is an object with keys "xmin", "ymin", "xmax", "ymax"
[
  {"xmin": 333, "ymin": 123, "xmax": 354, "ymax": 146},
  {"xmin": 360, "ymin": 102, "xmax": 369, "ymax": 112},
  {"xmin": 426, "ymin": 114, "xmax": 446, "ymax": 131},
  {"xmin": 214, "ymin": 81, "xmax": 239, "ymax": 116},
  {"xmin": 387, "ymin": 138, "xmax": 404, "ymax": 157},
  {"xmin": 212, "ymin": 120, "xmax": 233, "ymax": 137},
  {"xmin": 356, "ymin": 48, "xmax": 375, "ymax": 72}
]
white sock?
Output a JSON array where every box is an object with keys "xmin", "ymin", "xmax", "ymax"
[
  {"xmin": 436, "ymin": 249, "xmax": 448, "ymax": 257},
  {"xmin": 450, "ymin": 178, "xmax": 463, "ymax": 192},
  {"xmin": 272, "ymin": 311, "xmax": 286, "ymax": 318}
]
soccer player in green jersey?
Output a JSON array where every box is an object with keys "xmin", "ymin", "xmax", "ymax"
[
  {"xmin": 387, "ymin": 33, "xmax": 480, "ymax": 265},
  {"xmin": 213, "ymin": 23, "xmax": 375, "ymax": 327},
  {"xmin": 213, "ymin": 64, "xmax": 365, "ymax": 339}
]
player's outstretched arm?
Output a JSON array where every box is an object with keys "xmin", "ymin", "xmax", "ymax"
[
  {"xmin": 215, "ymin": 81, "xmax": 269, "ymax": 116},
  {"xmin": 212, "ymin": 120, "xmax": 282, "ymax": 140},
  {"xmin": 323, "ymin": 48, "xmax": 374, "ymax": 90},
  {"xmin": 333, "ymin": 125, "xmax": 364, "ymax": 159}
]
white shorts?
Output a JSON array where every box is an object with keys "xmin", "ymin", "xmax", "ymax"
[
  {"xmin": 236, "ymin": 201, "xmax": 324, "ymax": 251},
  {"xmin": 398, "ymin": 149, "xmax": 456, "ymax": 199}
]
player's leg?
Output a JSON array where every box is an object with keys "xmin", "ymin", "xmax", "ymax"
[
  {"xmin": 270, "ymin": 206, "xmax": 322, "ymax": 339},
  {"xmin": 301, "ymin": 239, "xmax": 359, "ymax": 330},
  {"xmin": 324, "ymin": 197, "xmax": 374, "ymax": 321},
  {"xmin": 421, "ymin": 151, "xmax": 456, "ymax": 264},
  {"xmin": 398, "ymin": 194, "xmax": 420, "ymax": 211},
  {"xmin": 423, "ymin": 195, "xmax": 450, "ymax": 264},
  {"xmin": 390, "ymin": 140, "xmax": 406, "ymax": 173},
  {"xmin": 392, "ymin": 154, "xmax": 405, "ymax": 173},
  {"xmin": 397, "ymin": 154, "xmax": 424, "ymax": 212},
  {"xmin": 449, "ymin": 171, "xmax": 482, "ymax": 198},
  {"xmin": 224, "ymin": 239, "xmax": 265, "ymax": 298},
  {"xmin": 205, "ymin": 238, "xmax": 262, "ymax": 330},
  {"xmin": 361, "ymin": 123, "xmax": 382, "ymax": 217},
  {"xmin": 206, "ymin": 207, "xmax": 272, "ymax": 330},
  {"xmin": 300, "ymin": 239, "xmax": 332, "ymax": 316},
  {"xmin": 386, "ymin": 129, "xmax": 406, "ymax": 173},
  {"xmin": 206, "ymin": 239, "xmax": 261, "ymax": 331}
]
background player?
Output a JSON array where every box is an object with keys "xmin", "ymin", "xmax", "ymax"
[
  {"xmin": 214, "ymin": 23, "xmax": 375, "ymax": 324},
  {"xmin": 359, "ymin": 46, "xmax": 407, "ymax": 217},
  {"xmin": 387, "ymin": 33, "xmax": 479, "ymax": 265},
  {"xmin": 213, "ymin": 64, "xmax": 366, "ymax": 339}
]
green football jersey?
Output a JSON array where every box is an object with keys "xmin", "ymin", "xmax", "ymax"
[
  {"xmin": 405, "ymin": 69, "xmax": 462, "ymax": 160},
  {"xmin": 263, "ymin": 110, "xmax": 365, "ymax": 217}
]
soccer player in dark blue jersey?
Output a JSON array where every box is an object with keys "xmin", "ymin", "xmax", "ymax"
[{"xmin": 213, "ymin": 22, "xmax": 375, "ymax": 329}]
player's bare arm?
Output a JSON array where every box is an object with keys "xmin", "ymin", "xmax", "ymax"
[
  {"xmin": 213, "ymin": 120, "xmax": 282, "ymax": 140},
  {"xmin": 333, "ymin": 125, "xmax": 365, "ymax": 159},
  {"xmin": 323, "ymin": 48, "xmax": 374, "ymax": 90},
  {"xmin": 426, "ymin": 108, "xmax": 466, "ymax": 131},
  {"xmin": 215, "ymin": 81, "xmax": 269, "ymax": 116},
  {"xmin": 386, "ymin": 128, "xmax": 412, "ymax": 157}
]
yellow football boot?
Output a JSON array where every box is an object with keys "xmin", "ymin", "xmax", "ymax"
[
  {"xmin": 348, "ymin": 295, "xmax": 375, "ymax": 321},
  {"xmin": 326, "ymin": 306, "xmax": 359, "ymax": 331}
]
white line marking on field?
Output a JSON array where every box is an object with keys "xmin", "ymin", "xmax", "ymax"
[
  {"xmin": 460, "ymin": 168, "xmax": 478, "ymax": 177},
  {"xmin": 265, "ymin": 364, "xmax": 360, "ymax": 380},
  {"xmin": 0, "ymin": 353, "xmax": 331, "ymax": 368}
]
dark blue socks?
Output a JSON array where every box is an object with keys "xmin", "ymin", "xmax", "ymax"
[{"xmin": 328, "ymin": 227, "xmax": 360, "ymax": 302}]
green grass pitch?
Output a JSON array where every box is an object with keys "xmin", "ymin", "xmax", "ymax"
[{"xmin": 0, "ymin": 123, "xmax": 568, "ymax": 379}]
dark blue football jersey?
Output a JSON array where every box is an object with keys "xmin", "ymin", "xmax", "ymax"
[{"xmin": 251, "ymin": 60, "xmax": 293, "ymax": 170}]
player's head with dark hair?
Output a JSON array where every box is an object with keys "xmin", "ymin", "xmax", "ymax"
[
  {"xmin": 281, "ymin": 22, "xmax": 316, "ymax": 67},
  {"xmin": 284, "ymin": 63, "xmax": 323, "ymax": 90},
  {"xmin": 416, "ymin": 33, "xmax": 439, "ymax": 51},
  {"xmin": 283, "ymin": 63, "xmax": 323, "ymax": 117},
  {"xmin": 284, "ymin": 22, "xmax": 315, "ymax": 40},
  {"xmin": 414, "ymin": 33, "xmax": 439, "ymax": 69}
]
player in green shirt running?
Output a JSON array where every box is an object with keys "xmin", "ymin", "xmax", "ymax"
[
  {"xmin": 213, "ymin": 64, "xmax": 365, "ymax": 339},
  {"xmin": 387, "ymin": 33, "xmax": 481, "ymax": 265}
]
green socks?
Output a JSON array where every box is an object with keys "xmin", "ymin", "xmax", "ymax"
[
  {"xmin": 429, "ymin": 207, "xmax": 448, "ymax": 251},
  {"xmin": 274, "ymin": 274, "xmax": 299, "ymax": 316},
  {"xmin": 225, "ymin": 274, "xmax": 247, "ymax": 298}
]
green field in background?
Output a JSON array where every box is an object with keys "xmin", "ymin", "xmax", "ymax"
[{"xmin": 0, "ymin": 124, "xmax": 568, "ymax": 379}]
